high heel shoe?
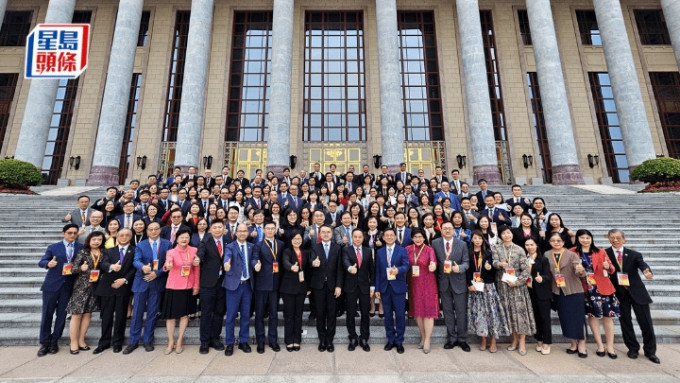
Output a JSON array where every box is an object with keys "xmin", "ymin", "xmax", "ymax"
[
  {"xmin": 369, "ymin": 311, "xmax": 376, "ymax": 317},
  {"xmin": 69, "ymin": 348, "xmax": 79, "ymax": 355},
  {"xmin": 378, "ymin": 313, "xmax": 384, "ymax": 318},
  {"xmin": 596, "ymin": 349, "xmax": 606, "ymax": 357},
  {"xmin": 164, "ymin": 346, "xmax": 174, "ymax": 355},
  {"xmin": 286, "ymin": 345, "xmax": 294, "ymax": 352},
  {"xmin": 78, "ymin": 345, "xmax": 90, "ymax": 351}
]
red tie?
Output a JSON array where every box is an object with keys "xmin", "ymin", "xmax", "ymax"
[
  {"xmin": 217, "ymin": 240, "xmax": 222, "ymax": 258},
  {"xmin": 316, "ymin": 226, "xmax": 322, "ymax": 243},
  {"xmin": 446, "ymin": 242, "xmax": 450, "ymax": 253},
  {"xmin": 356, "ymin": 247, "xmax": 362, "ymax": 268},
  {"xmin": 616, "ymin": 250, "xmax": 623, "ymax": 268}
]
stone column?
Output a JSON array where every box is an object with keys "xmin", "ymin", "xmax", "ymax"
[
  {"xmin": 594, "ymin": 0, "xmax": 656, "ymax": 170},
  {"xmin": 456, "ymin": 0, "xmax": 501, "ymax": 184},
  {"xmin": 173, "ymin": 0, "xmax": 214, "ymax": 172},
  {"xmin": 266, "ymin": 0, "xmax": 294, "ymax": 176},
  {"xmin": 526, "ymin": 0, "xmax": 584, "ymax": 184},
  {"xmin": 14, "ymin": 0, "xmax": 76, "ymax": 168},
  {"xmin": 661, "ymin": 0, "xmax": 680, "ymax": 72},
  {"xmin": 375, "ymin": 0, "xmax": 404, "ymax": 174},
  {"xmin": 0, "ymin": 0, "xmax": 8, "ymax": 28},
  {"xmin": 87, "ymin": 0, "xmax": 144, "ymax": 186}
]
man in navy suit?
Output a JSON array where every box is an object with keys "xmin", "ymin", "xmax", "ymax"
[
  {"xmin": 505, "ymin": 184, "xmax": 531, "ymax": 211},
  {"xmin": 196, "ymin": 221, "xmax": 228, "ymax": 354},
  {"xmin": 605, "ymin": 229, "xmax": 660, "ymax": 364},
  {"xmin": 222, "ymin": 223, "xmax": 256, "ymax": 356},
  {"xmin": 286, "ymin": 184, "xmax": 303, "ymax": 213},
  {"xmin": 374, "ymin": 228, "xmax": 409, "ymax": 354},
  {"xmin": 434, "ymin": 182, "xmax": 462, "ymax": 211},
  {"xmin": 245, "ymin": 186, "xmax": 265, "ymax": 213},
  {"xmin": 123, "ymin": 222, "xmax": 171, "ymax": 353},
  {"xmin": 252, "ymin": 221, "xmax": 283, "ymax": 353},
  {"xmin": 37, "ymin": 224, "xmax": 82, "ymax": 356},
  {"xmin": 116, "ymin": 200, "xmax": 142, "ymax": 230},
  {"xmin": 394, "ymin": 162, "xmax": 411, "ymax": 185},
  {"xmin": 393, "ymin": 213, "xmax": 412, "ymax": 247},
  {"xmin": 479, "ymin": 194, "xmax": 510, "ymax": 225}
]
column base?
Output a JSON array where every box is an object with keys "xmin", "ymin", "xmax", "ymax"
[
  {"xmin": 267, "ymin": 164, "xmax": 288, "ymax": 178},
  {"xmin": 472, "ymin": 164, "xmax": 502, "ymax": 185},
  {"xmin": 384, "ymin": 163, "xmax": 401, "ymax": 175},
  {"xmin": 175, "ymin": 165, "xmax": 198, "ymax": 174},
  {"xmin": 86, "ymin": 166, "xmax": 120, "ymax": 186},
  {"xmin": 552, "ymin": 164, "xmax": 585, "ymax": 185}
]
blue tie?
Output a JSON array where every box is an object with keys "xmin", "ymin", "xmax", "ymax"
[
  {"xmin": 119, "ymin": 247, "xmax": 125, "ymax": 263},
  {"xmin": 66, "ymin": 243, "xmax": 73, "ymax": 262},
  {"xmin": 387, "ymin": 247, "xmax": 393, "ymax": 266},
  {"xmin": 257, "ymin": 226, "xmax": 263, "ymax": 242},
  {"xmin": 240, "ymin": 245, "xmax": 248, "ymax": 279},
  {"xmin": 152, "ymin": 241, "xmax": 158, "ymax": 261},
  {"xmin": 324, "ymin": 243, "xmax": 329, "ymax": 259}
]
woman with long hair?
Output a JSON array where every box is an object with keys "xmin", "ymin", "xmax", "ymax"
[
  {"xmin": 104, "ymin": 219, "xmax": 120, "ymax": 249},
  {"xmin": 512, "ymin": 213, "xmax": 543, "ymax": 251},
  {"xmin": 525, "ymin": 237, "xmax": 553, "ymax": 355},
  {"xmin": 363, "ymin": 216, "xmax": 384, "ymax": 318},
  {"xmin": 450, "ymin": 210, "xmax": 471, "ymax": 244},
  {"xmin": 406, "ymin": 228, "xmax": 439, "ymax": 353},
  {"xmin": 131, "ymin": 219, "xmax": 147, "ymax": 246},
  {"xmin": 280, "ymin": 231, "xmax": 310, "ymax": 351},
  {"xmin": 548, "ymin": 213, "xmax": 575, "ymax": 249}
]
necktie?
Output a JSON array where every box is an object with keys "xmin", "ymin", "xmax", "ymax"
[
  {"xmin": 369, "ymin": 234, "xmax": 374, "ymax": 248},
  {"xmin": 488, "ymin": 209, "xmax": 493, "ymax": 219},
  {"xmin": 445, "ymin": 241, "xmax": 450, "ymax": 253},
  {"xmin": 203, "ymin": 202, "xmax": 207, "ymax": 211},
  {"xmin": 126, "ymin": 215, "xmax": 131, "ymax": 229},
  {"xmin": 399, "ymin": 229, "xmax": 403, "ymax": 244},
  {"xmin": 316, "ymin": 226, "xmax": 322, "ymax": 243},
  {"xmin": 170, "ymin": 226, "xmax": 177, "ymax": 242},
  {"xmin": 240, "ymin": 245, "xmax": 248, "ymax": 279},
  {"xmin": 346, "ymin": 227, "xmax": 351, "ymax": 240},
  {"xmin": 257, "ymin": 226, "xmax": 262, "ymax": 242},
  {"xmin": 119, "ymin": 247, "xmax": 125, "ymax": 263},
  {"xmin": 387, "ymin": 247, "xmax": 393, "ymax": 266},
  {"xmin": 231, "ymin": 225, "xmax": 235, "ymax": 238},
  {"xmin": 165, "ymin": 200, "xmax": 169, "ymax": 210},
  {"xmin": 356, "ymin": 247, "xmax": 362, "ymax": 268},
  {"xmin": 80, "ymin": 211, "xmax": 86, "ymax": 225},
  {"xmin": 616, "ymin": 250, "xmax": 623, "ymax": 268},
  {"xmin": 141, "ymin": 204, "xmax": 146, "ymax": 215},
  {"xmin": 256, "ymin": 199, "xmax": 260, "ymax": 209},
  {"xmin": 324, "ymin": 243, "xmax": 329, "ymax": 259},
  {"xmin": 216, "ymin": 239, "xmax": 222, "ymax": 258},
  {"xmin": 66, "ymin": 243, "xmax": 73, "ymax": 262},
  {"xmin": 152, "ymin": 241, "xmax": 158, "ymax": 260}
]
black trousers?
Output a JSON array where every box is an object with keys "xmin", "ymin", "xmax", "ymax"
[
  {"xmin": 199, "ymin": 285, "xmax": 226, "ymax": 345},
  {"xmin": 313, "ymin": 283, "xmax": 337, "ymax": 344},
  {"xmin": 529, "ymin": 291, "xmax": 552, "ymax": 344},
  {"xmin": 619, "ymin": 291, "xmax": 656, "ymax": 356},
  {"xmin": 254, "ymin": 290, "xmax": 278, "ymax": 345},
  {"xmin": 99, "ymin": 294, "xmax": 131, "ymax": 348},
  {"xmin": 282, "ymin": 292, "xmax": 305, "ymax": 345},
  {"xmin": 345, "ymin": 289, "xmax": 370, "ymax": 341}
]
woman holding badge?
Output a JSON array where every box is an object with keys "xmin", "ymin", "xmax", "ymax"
[{"xmin": 406, "ymin": 228, "xmax": 438, "ymax": 353}]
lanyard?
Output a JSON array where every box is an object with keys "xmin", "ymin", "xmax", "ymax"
[
  {"xmin": 90, "ymin": 250, "xmax": 101, "ymax": 269},
  {"xmin": 264, "ymin": 239, "xmax": 277, "ymax": 261},
  {"xmin": 411, "ymin": 244, "xmax": 425, "ymax": 264},
  {"xmin": 552, "ymin": 249, "xmax": 565, "ymax": 273},
  {"xmin": 474, "ymin": 250, "xmax": 482, "ymax": 272}
]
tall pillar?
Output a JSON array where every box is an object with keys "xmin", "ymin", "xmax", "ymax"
[
  {"xmin": 526, "ymin": 0, "xmax": 584, "ymax": 184},
  {"xmin": 88, "ymin": 0, "xmax": 144, "ymax": 186},
  {"xmin": 661, "ymin": 0, "xmax": 680, "ymax": 72},
  {"xmin": 594, "ymin": 0, "xmax": 656, "ymax": 170},
  {"xmin": 375, "ymin": 0, "xmax": 404, "ymax": 174},
  {"xmin": 266, "ymin": 0, "xmax": 294, "ymax": 176},
  {"xmin": 14, "ymin": 0, "xmax": 76, "ymax": 168},
  {"xmin": 0, "ymin": 0, "xmax": 8, "ymax": 28},
  {"xmin": 456, "ymin": 0, "xmax": 501, "ymax": 184},
  {"xmin": 174, "ymin": 0, "xmax": 214, "ymax": 172}
]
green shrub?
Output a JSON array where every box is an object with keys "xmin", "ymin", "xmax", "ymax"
[
  {"xmin": 630, "ymin": 157, "xmax": 680, "ymax": 183},
  {"xmin": 0, "ymin": 159, "xmax": 43, "ymax": 188}
]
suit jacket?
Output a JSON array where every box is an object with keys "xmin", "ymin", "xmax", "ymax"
[
  {"xmin": 474, "ymin": 189, "xmax": 494, "ymax": 211},
  {"xmin": 304, "ymin": 224, "xmax": 324, "ymax": 248},
  {"xmin": 78, "ymin": 225, "xmax": 106, "ymax": 244},
  {"xmin": 394, "ymin": 227, "xmax": 412, "ymax": 247},
  {"xmin": 165, "ymin": 246, "xmax": 200, "ymax": 290},
  {"xmin": 605, "ymin": 247, "xmax": 653, "ymax": 305},
  {"xmin": 341, "ymin": 245, "xmax": 374, "ymax": 294},
  {"xmin": 309, "ymin": 242, "xmax": 344, "ymax": 291},
  {"xmin": 374, "ymin": 245, "xmax": 409, "ymax": 294},
  {"xmin": 252, "ymin": 238, "xmax": 284, "ymax": 291},
  {"xmin": 245, "ymin": 197, "xmax": 264, "ymax": 212},
  {"xmin": 160, "ymin": 224, "xmax": 191, "ymax": 241},
  {"xmin": 223, "ymin": 222, "xmax": 240, "ymax": 244},
  {"xmin": 479, "ymin": 207, "xmax": 511, "ymax": 224},
  {"xmin": 38, "ymin": 241, "xmax": 84, "ymax": 292},
  {"xmin": 66, "ymin": 208, "xmax": 93, "ymax": 227},
  {"xmin": 96, "ymin": 244, "xmax": 136, "ymax": 296},
  {"xmin": 116, "ymin": 213, "xmax": 143, "ymax": 229},
  {"xmin": 332, "ymin": 225, "xmax": 354, "ymax": 246},
  {"xmin": 505, "ymin": 196, "xmax": 531, "ymax": 211},
  {"xmin": 395, "ymin": 172, "xmax": 411, "ymax": 185},
  {"xmin": 132, "ymin": 238, "xmax": 171, "ymax": 293},
  {"xmin": 221, "ymin": 240, "xmax": 255, "ymax": 291},
  {"xmin": 279, "ymin": 248, "xmax": 310, "ymax": 295},
  {"xmin": 432, "ymin": 175, "xmax": 448, "ymax": 185},
  {"xmin": 197, "ymin": 235, "xmax": 227, "ymax": 289},
  {"xmin": 528, "ymin": 254, "xmax": 553, "ymax": 301},
  {"xmin": 432, "ymin": 237, "xmax": 469, "ymax": 294}
]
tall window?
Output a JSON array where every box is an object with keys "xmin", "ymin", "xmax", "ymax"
[
  {"xmin": 225, "ymin": 11, "xmax": 273, "ymax": 142},
  {"xmin": 72, "ymin": 10, "xmax": 92, "ymax": 24},
  {"xmin": 0, "ymin": 11, "xmax": 32, "ymax": 46},
  {"xmin": 576, "ymin": 10, "xmax": 601, "ymax": 46},
  {"xmin": 138, "ymin": 11, "xmax": 150, "ymax": 47},
  {"xmin": 119, "ymin": 73, "xmax": 143, "ymax": 182},
  {"xmin": 43, "ymin": 79, "xmax": 79, "ymax": 184},
  {"xmin": 526, "ymin": 72, "xmax": 552, "ymax": 183},
  {"xmin": 163, "ymin": 11, "xmax": 190, "ymax": 142},
  {"xmin": 649, "ymin": 72, "xmax": 680, "ymax": 159},
  {"xmin": 480, "ymin": 10, "xmax": 506, "ymax": 141},
  {"xmin": 517, "ymin": 9, "xmax": 532, "ymax": 46},
  {"xmin": 303, "ymin": 11, "xmax": 366, "ymax": 142},
  {"xmin": 589, "ymin": 72, "xmax": 629, "ymax": 183},
  {"xmin": 0, "ymin": 73, "xmax": 18, "ymax": 151},
  {"xmin": 397, "ymin": 11, "xmax": 443, "ymax": 141},
  {"xmin": 634, "ymin": 10, "xmax": 671, "ymax": 45}
]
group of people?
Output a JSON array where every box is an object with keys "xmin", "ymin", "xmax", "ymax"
[{"xmin": 37, "ymin": 162, "xmax": 659, "ymax": 364}]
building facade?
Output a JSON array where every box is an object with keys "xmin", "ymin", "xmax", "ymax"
[{"xmin": 0, "ymin": 0, "xmax": 679, "ymax": 185}]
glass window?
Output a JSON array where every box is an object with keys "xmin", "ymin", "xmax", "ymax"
[
  {"xmin": 0, "ymin": 73, "xmax": 18, "ymax": 152},
  {"xmin": 526, "ymin": 72, "xmax": 552, "ymax": 183},
  {"xmin": 163, "ymin": 11, "xmax": 190, "ymax": 142},
  {"xmin": 517, "ymin": 10, "xmax": 532, "ymax": 46},
  {"xmin": 634, "ymin": 10, "xmax": 671, "ymax": 45},
  {"xmin": 0, "ymin": 11, "xmax": 32, "ymax": 46},
  {"xmin": 138, "ymin": 11, "xmax": 151, "ymax": 47},
  {"xmin": 480, "ymin": 10, "xmax": 507, "ymax": 141},
  {"xmin": 576, "ymin": 10, "xmax": 602, "ymax": 46},
  {"xmin": 43, "ymin": 79, "xmax": 79, "ymax": 185},
  {"xmin": 118, "ymin": 73, "xmax": 143, "ymax": 182},
  {"xmin": 649, "ymin": 72, "xmax": 680, "ymax": 158}
]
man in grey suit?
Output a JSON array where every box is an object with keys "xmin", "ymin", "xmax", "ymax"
[
  {"xmin": 77, "ymin": 211, "xmax": 106, "ymax": 243},
  {"xmin": 332, "ymin": 212, "xmax": 354, "ymax": 247},
  {"xmin": 62, "ymin": 195, "xmax": 93, "ymax": 228},
  {"xmin": 432, "ymin": 221, "xmax": 470, "ymax": 352}
]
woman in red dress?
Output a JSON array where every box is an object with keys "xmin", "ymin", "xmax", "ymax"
[{"xmin": 406, "ymin": 228, "xmax": 439, "ymax": 353}]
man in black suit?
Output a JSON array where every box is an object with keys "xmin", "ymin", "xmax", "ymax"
[
  {"xmin": 394, "ymin": 162, "xmax": 411, "ymax": 185},
  {"xmin": 474, "ymin": 179, "xmax": 494, "ymax": 211},
  {"xmin": 605, "ymin": 229, "xmax": 660, "ymax": 364},
  {"xmin": 196, "ymin": 221, "xmax": 227, "ymax": 354},
  {"xmin": 309, "ymin": 225, "xmax": 343, "ymax": 352},
  {"xmin": 505, "ymin": 184, "xmax": 531, "ymax": 211},
  {"xmin": 175, "ymin": 189, "xmax": 191, "ymax": 214},
  {"xmin": 479, "ymin": 194, "xmax": 510, "ymax": 225},
  {"xmin": 342, "ymin": 229, "xmax": 374, "ymax": 352},
  {"xmin": 324, "ymin": 200, "xmax": 341, "ymax": 228},
  {"xmin": 160, "ymin": 209, "xmax": 190, "ymax": 243},
  {"xmin": 117, "ymin": 201, "xmax": 142, "ymax": 230},
  {"xmin": 252, "ymin": 221, "xmax": 283, "ymax": 353},
  {"xmin": 96, "ymin": 229, "xmax": 137, "ymax": 354},
  {"xmin": 91, "ymin": 187, "xmax": 119, "ymax": 211}
]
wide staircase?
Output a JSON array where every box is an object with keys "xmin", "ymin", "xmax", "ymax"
[{"xmin": 0, "ymin": 185, "xmax": 678, "ymax": 346}]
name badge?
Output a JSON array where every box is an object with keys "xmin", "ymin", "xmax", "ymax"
[
  {"xmin": 506, "ymin": 268, "xmax": 516, "ymax": 276},
  {"xmin": 181, "ymin": 265, "xmax": 191, "ymax": 277},
  {"xmin": 472, "ymin": 280, "xmax": 485, "ymax": 292},
  {"xmin": 153, "ymin": 259, "xmax": 159, "ymax": 271},
  {"xmin": 526, "ymin": 276, "xmax": 532, "ymax": 288},
  {"xmin": 272, "ymin": 261, "xmax": 279, "ymax": 274},
  {"xmin": 298, "ymin": 271, "xmax": 305, "ymax": 282},
  {"xmin": 617, "ymin": 272, "xmax": 630, "ymax": 287},
  {"xmin": 89, "ymin": 269, "xmax": 100, "ymax": 282},
  {"xmin": 555, "ymin": 274, "xmax": 566, "ymax": 288},
  {"xmin": 473, "ymin": 271, "xmax": 482, "ymax": 283},
  {"xmin": 443, "ymin": 260, "xmax": 452, "ymax": 274},
  {"xmin": 62, "ymin": 263, "xmax": 73, "ymax": 276},
  {"xmin": 586, "ymin": 273, "xmax": 597, "ymax": 286},
  {"xmin": 411, "ymin": 265, "xmax": 420, "ymax": 277},
  {"xmin": 386, "ymin": 268, "xmax": 396, "ymax": 281}
]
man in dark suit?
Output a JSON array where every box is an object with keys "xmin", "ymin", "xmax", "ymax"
[
  {"xmin": 310, "ymin": 225, "xmax": 344, "ymax": 352},
  {"xmin": 91, "ymin": 187, "xmax": 119, "ymax": 211},
  {"xmin": 342, "ymin": 229, "xmax": 374, "ymax": 352},
  {"xmin": 434, "ymin": 182, "xmax": 462, "ymax": 211},
  {"xmin": 216, "ymin": 188, "xmax": 231, "ymax": 210},
  {"xmin": 37, "ymin": 224, "xmax": 82, "ymax": 356},
  {"xmin": 324, "ymin": 200, "xmax": 341, "ymax": 228},
  {"xmin": 505, "ymin": 184, "xmax": 531, "ymax": 211},
  {"xmin": 374, "ymin": 228, "xmax": 409, "ymax": 354},
  {"xmin": 155, "ymin": 187, "xmax": 174, "ymax": 215},
  {"xmin": 196, "ymin": 221, "xmax": 227, "ymax": 354},
  {"xmin": 479, "ymin": 194, "xmax": 510, "ymax": 225},
  {"xmin": 234, "ymin": 169, "xmax": 250, "ymax": 189},
  {"xmin": 124, "ymin": 222, "xmax": 171, "ymax": 354},
  {"xmin": 394, "ymin": 162, "xmax": 411, "ymax": 185},
  {"xmin": 245, "ymin": 186, "xmax": 265, "ymax": 212},
  {"xmin": 175, "ymin": 189, "xmax": 191, "ymax": 214},
  {"xmin": 376, "ymin": 165, "xmax": 394, "ymax": 187},
  {"xmin": 95, "ymin": 229, "xmax": 136, "ymax": 354},
  {"xmin": 160, "ymin": 210, "xmax": 190, "ymax": 243},
  {"xmin": 286, "ymin": 184, "xmax": 304, "ymax": 213},
  {"xmin": 252, "ymin": 221, "xmax": 283, "ymax": 353},
  {"xmin": 474, "ymin": 179, "xmax": 494, "ymax": 211},
  {"xmin": 433, "ymin": 222, "xmax": 470, "ymax": 351},
  {"xmin": 116, "ymin": 200, "xmax": 142, "ymax": 230},
  {"xmin": 222, "ymin": 224, "xmax": 256, "ymax": 356},
  {"xmin": 606, "ymin": 229, "xmax": 660, "ymax": 364},
  {"xmin": 393, "ymin": 213, "xmax": 412, "ymax": 247},
  {"xmin": 432, "ymin": 166, "xmax": 448, "ymax": 186}
]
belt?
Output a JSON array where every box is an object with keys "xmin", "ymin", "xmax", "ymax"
[{"xmin": 239, "ymin": 279, "xmax": 249, "ymax": 285}]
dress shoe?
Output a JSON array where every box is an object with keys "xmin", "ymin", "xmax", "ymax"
[
  {"xmin": 69, "ymin": 348, "xmax": 79, "ymax": 355},
  {"xmin": 293, "ymin": 345, "xmax": 300, "ymax": 351},
  {"xmin": 92, "ymin": 346, "xmax": 108, "ymax": 355},
  {"xmin": 286, "ymin": 345, "xmax": 294, "ymax": 352},
  {"xmin": 318, "ymin": 343, "xmax": 327, "ymax": 352},
  {"xmin": 443, "ymin": 341, "xmax": 455, "ymax": 350},
  {"xmin": 37, "ymin": 344, "xmax": 49, "ymax": 357},
  {"xmin": 122, "ymin": 344, "xmax": 138, "ymax": 355},
  {"xmin": 336, "ymin": 310, "xmax": 344, "ymax": 318},
  {"xmin": 596, "ymin": 349, "xmax": 606, "ymax": 357},
  {"xmin": 646, "ymin": 354, "xmax": 660, "ymax": 364},
  {"xmin": 607, "ymin": 352, "xmax": 617, "ymax": 359},
  {"xmin": 144, "ymin": 343, "xmax": 154, "ymax": 352},
  {"xmin": 459, "ymin": 342, "xmax": 471, "ymax": 352},
  {"xmin": 627, "ymin": 350, "xmax": 639, "ymax": 359},
  {"xmin": 238, "ymin": 343, "xmax": 252, "ymax": 353},
  {"xmin": 348, "ymin": 342, "xmax": 356, "ymax": 351},
  {"xmin": 225, "ymin": 344, "xmax": 234, "ymax": 356},
  {"xmin": 164, "ymin": 347, "xmax": 174, "ymax": 355},
  {"xmin": 199, "ymin": 344, "xmax": 209, "ymax": 354},
  {"xmin": 326, "ymin": 344, "xmax": 334, "ymax": 352},
  {"xmin": 269, "ymin": 343, "xmax": 281, "ymax": 352},
  {"xmin": 384, "ymin": 342, "xmax": 395, "ymax": 351},
  {"xmin": 578, "ymin": 351, "xmax": 588, "ymax": 358},
  {"xmin": 48, "ymin": 343, "xmax": 59, "ymax": 354},
  {"xmin": 209, "ymin": 340, "xmax": 225, "ymax": 351},
  {"xmin": 396, "ymin": 344, "xmax": 405, "ymax": 354},
  {"xmin": 257, "ymin": 343, "xmax": 265, "ymax": 354},
  {"xmin": 113, "ymin": 346, "xmax": 122, "ymax": 353},
  {"xmin": 369, "ymin": 311, "xmax": 376, "ymax": 317},
  {"xmin": 378, "ymin": 313, "xmax": 384, "ymax": 318},
  {"xmin": 566, "ymin": 348, "xmax": 578, "ymax": 355},
  {"xmin": 78, "ymin": 345, "xmax": 90, "ymax": 351},
  {"xmin": 360, "ymin": 339, "xmax": 370, "ymax": 352}
]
